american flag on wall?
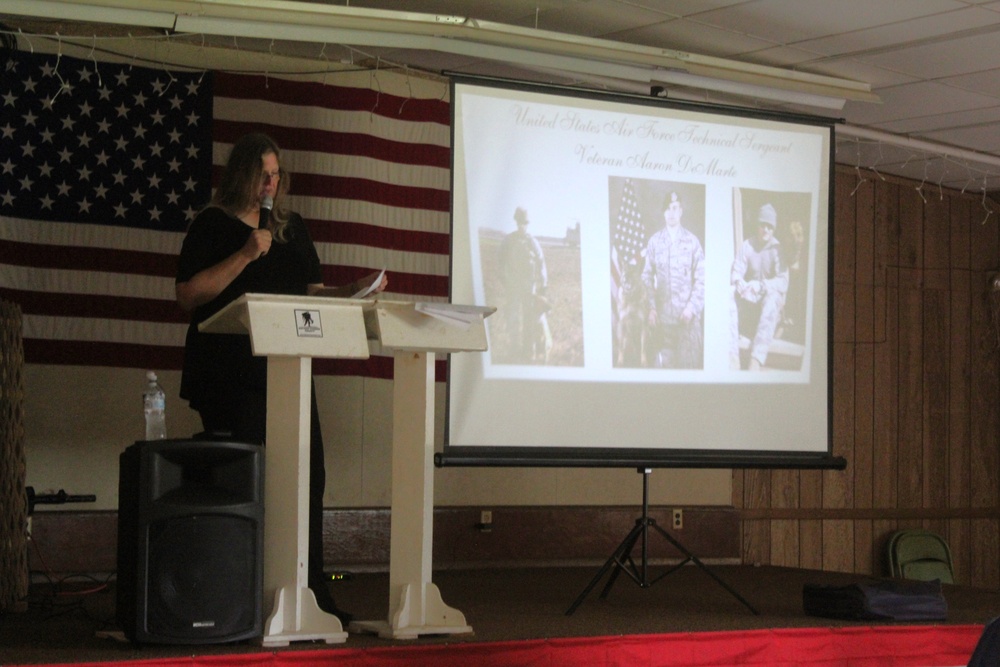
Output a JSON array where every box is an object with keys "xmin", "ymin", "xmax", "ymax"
[{"xmin": 0, "ymin": 50, "xmax": 451, "ymax": 379}]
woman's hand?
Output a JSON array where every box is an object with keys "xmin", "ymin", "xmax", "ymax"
[
  {"xmin": 306, "ymin": 270, "xmax": 389, "ymax": 299},
  {"xmin": 243, "ymin": 228, "xmax": 272, "ymax": 261},
  {"xmin": 361, "ymin": 270, "xmax": 389, "ymax": 295},
  {"xmin": 177, "ymin": 229, "xmax": 274, "ymax": 312}
]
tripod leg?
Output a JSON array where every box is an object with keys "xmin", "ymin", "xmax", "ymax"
[
  {"xmin": 648, "ymin": 521, "xmax": 759, "ymax": 615},
  {"xmin": 599, "ymin": 520, "xmax": 645, "ymax": 598},
  {"xmin": 565, "ymin": 522, "xmax": 644, "ymax": 616}
]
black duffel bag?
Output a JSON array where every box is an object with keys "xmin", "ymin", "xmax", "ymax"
[{"xmin": 803, "ymin": 579, "xmax": 947, "ymax": 621}]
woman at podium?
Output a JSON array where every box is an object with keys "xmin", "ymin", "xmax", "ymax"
[{"xmin": 175, "ymin": 132, "xmax": 385, "ymax": 624}]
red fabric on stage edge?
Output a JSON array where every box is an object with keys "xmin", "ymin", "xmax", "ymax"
[{"xmin": 18, "ymin": 624, "xmax": 984, "ymax": 667}]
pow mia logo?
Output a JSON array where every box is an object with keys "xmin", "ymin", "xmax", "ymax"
[{"xmin": 294, "ymin": 309, "xmax": 323, "ymax": 337}]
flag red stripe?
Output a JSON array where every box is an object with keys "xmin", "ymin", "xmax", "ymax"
[
  {"xmin": 319, "ymin": 267, "xmax": 448, "ymax": 297},
  {"xmin": 24, "ymin": 339, "xmax": 184, "ymax": 370},
  {"xmin": 0, "ymin": 233, "xmax": 448, "ymax": 279},
  {"xmin": 306, "ymin": 219, "xmax": 449, "ymax": 255},
  {"xmin": 214, "ymin": 74, "xmax": 451, "ymax": 126},
  {"xmin": 2, "ymin": 275, "xmax": 448, "ymax": 321},
  {"xmin": 0, "ymin": 238, "xmax": 179, "ymax": 277},
  {"xmin": 2, "ymin": 271, "xmax": 450, "ymax": 314},
  {"xmin": 295, "ymin": 173, "xmax": 449, "ymax": 212},
  {"xmin": 0, "ymin": 288, "xmax": 186, "ymax": 323},
  {"xmin": 213, "ymin": 120, "xmax": 450, "ymax": 168},
  {"xmin": 209, "ymin": 167, "xmax": 450, "ymax": 212}
]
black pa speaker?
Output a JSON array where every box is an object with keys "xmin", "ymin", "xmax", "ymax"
[{"xmin": 117, "ymin": 439, "xmax": 264, "ymax": 644}]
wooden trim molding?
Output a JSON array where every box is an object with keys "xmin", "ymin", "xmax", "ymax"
[
  {"xmin": 31, "ymin": 504, "xmax": 1000, "ymax": 576},
  {"xmin": 28, "ymin": 505, "xmax": 739, "ymax": 575}
]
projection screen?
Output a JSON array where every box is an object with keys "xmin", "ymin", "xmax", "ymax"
[{"xmin": 442, "ymin": 77, "xmax": 840, "ymax": 469}]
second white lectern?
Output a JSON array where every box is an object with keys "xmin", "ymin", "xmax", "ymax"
[{"xmin": 351, "ymin": 300, "xmax": 492, "ymax": 640}]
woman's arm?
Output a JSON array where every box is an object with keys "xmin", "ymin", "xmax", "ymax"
[{"xmin": 176, "ymin": 229, "xmax": 272, "ymax": 312}]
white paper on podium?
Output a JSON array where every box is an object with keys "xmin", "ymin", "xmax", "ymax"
[{"xmin": 414, "ymin": 302, "xmax": 495, "ymax": 329}]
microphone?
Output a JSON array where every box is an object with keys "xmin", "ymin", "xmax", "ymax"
[{"xmin": 259, "ymin": 195, "xmax": 273, "ymax": 229}]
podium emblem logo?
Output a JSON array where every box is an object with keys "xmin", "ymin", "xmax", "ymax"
[{"xmin": 294, "ymin": 309, "xmax": 323, "ymax": 337}]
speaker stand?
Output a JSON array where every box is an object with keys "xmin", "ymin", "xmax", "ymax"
[{"xmin": 566, "ymin": 468, "xmax": 758, "ymax": 616}]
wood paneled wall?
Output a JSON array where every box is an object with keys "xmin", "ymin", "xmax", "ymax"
[{"xmin": 734, "ymin": 166, "xmax": 1000, "ymax": 588}]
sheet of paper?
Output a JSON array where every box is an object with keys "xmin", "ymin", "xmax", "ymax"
[
  {"xmin": 414, "ymin": 302, "xmax": 495, "ymax": 329},
  {"xmin": 352, "ymin": 267, "xmax": 386, "ymax": 298}
]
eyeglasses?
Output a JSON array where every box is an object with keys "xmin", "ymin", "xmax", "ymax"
[{"xmin": 261, "ymin": 171, "xmax": 281, "ymax": 182}]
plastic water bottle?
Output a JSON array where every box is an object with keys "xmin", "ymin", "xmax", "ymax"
[{"xmin": 143, "ymin": 371, "xmax": 167, "ymax": 440}]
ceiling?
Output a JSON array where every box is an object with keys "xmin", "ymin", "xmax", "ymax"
[
  {"xmin": 6, "ymin": 0, "xmax": 1000, "ymax": 194},
  {"xmin": 332, "ymin": 0, "xmax": 1000, "ymax": 194}
]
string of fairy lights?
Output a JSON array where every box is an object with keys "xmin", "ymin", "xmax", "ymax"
[{"xmin": 4, "ymin": 24, "xmax": 1000, "ymax": 221}]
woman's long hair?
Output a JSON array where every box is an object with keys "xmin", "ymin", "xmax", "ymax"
[{"xmin": 211, "ymin": 133, "xmax": 292, "ymax": 242}]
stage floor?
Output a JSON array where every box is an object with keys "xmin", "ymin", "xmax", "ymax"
[{"xmin": 3, "ymin": 565, "xmax": 998, "ymax": 666}]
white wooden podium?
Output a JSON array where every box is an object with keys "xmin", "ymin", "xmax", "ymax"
[
  {"xmin": 200, "ymin": 294, "xmax": 492, "ymax": 645},
  {"xmin": 200, "ymin": 293, "xmax": 368, "ymax": 646},
  {"xmin": 350, "ymin": 300, "xmax": 492, "ymax": 640}
]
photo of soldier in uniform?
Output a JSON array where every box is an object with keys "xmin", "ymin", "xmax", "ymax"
[
  {"xmin": 728, "ymin": 188, "xmax": 812, "ymax": 372},
  {"xmin": 609, "ymin": 177, "xmax": 706, "ymax": 369},
  {"xmin": 478, "ymin": 205, "xmax": 584, "ymax": 366}
]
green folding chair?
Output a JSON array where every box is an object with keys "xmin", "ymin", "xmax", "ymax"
[{"xmin": 887, "ymin": 530, "xmax": 954, "ymax": 584}]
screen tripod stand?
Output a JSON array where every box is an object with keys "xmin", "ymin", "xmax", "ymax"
[{"xmin": 566, "ymin": 468, "xmax": 759, "ymax": 616}]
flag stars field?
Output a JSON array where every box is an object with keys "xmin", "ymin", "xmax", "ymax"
[{"xmin": 0, "ymin": 51, "xmax": 213, "ymax": 230}]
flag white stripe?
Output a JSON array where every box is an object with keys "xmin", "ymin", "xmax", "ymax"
[
  {"xmin": 291, "ymin": 196, "xmax": 448, "ymax": 234},
  {"xmin": 314, "ymin": 243, "xmax": 447, "ymax": 276},
  {"xmin": 0, "ymin": 216, "xmax": 185, "ymax": 251},
  {"xmin": 0, "ymin": 265, "xmax": 175, "ymax": 300},
  {"xmin": 287, "ymin": 149, "xmax": 450, "ymax": 191},
  {"xmin": 0, "ymin": 244, "xmax": 446, "ymax": 295},
  {"xmin": 23, "ymin": 314, "xmax": 188, "ymax": 347},
  {"xmin": 211, "ymin": 143, "xmax": 450, "ymax": 192}
]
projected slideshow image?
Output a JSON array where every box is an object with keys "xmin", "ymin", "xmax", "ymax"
[
  {"xmin": 478, "ymin": 206, "xmax": 584, "ymax": 367},
  {"xmin": 448, "ymin": 78, "xmax": 832, "ymax": 461}
]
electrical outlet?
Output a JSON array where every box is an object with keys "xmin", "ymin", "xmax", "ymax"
[
  {"xmin": 477, "ymin": 510, "xmax": 493, "ymax": 533},
  {"xmin": 672, "ymin": 508, "xmax": 683, "ymax": 530}
]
